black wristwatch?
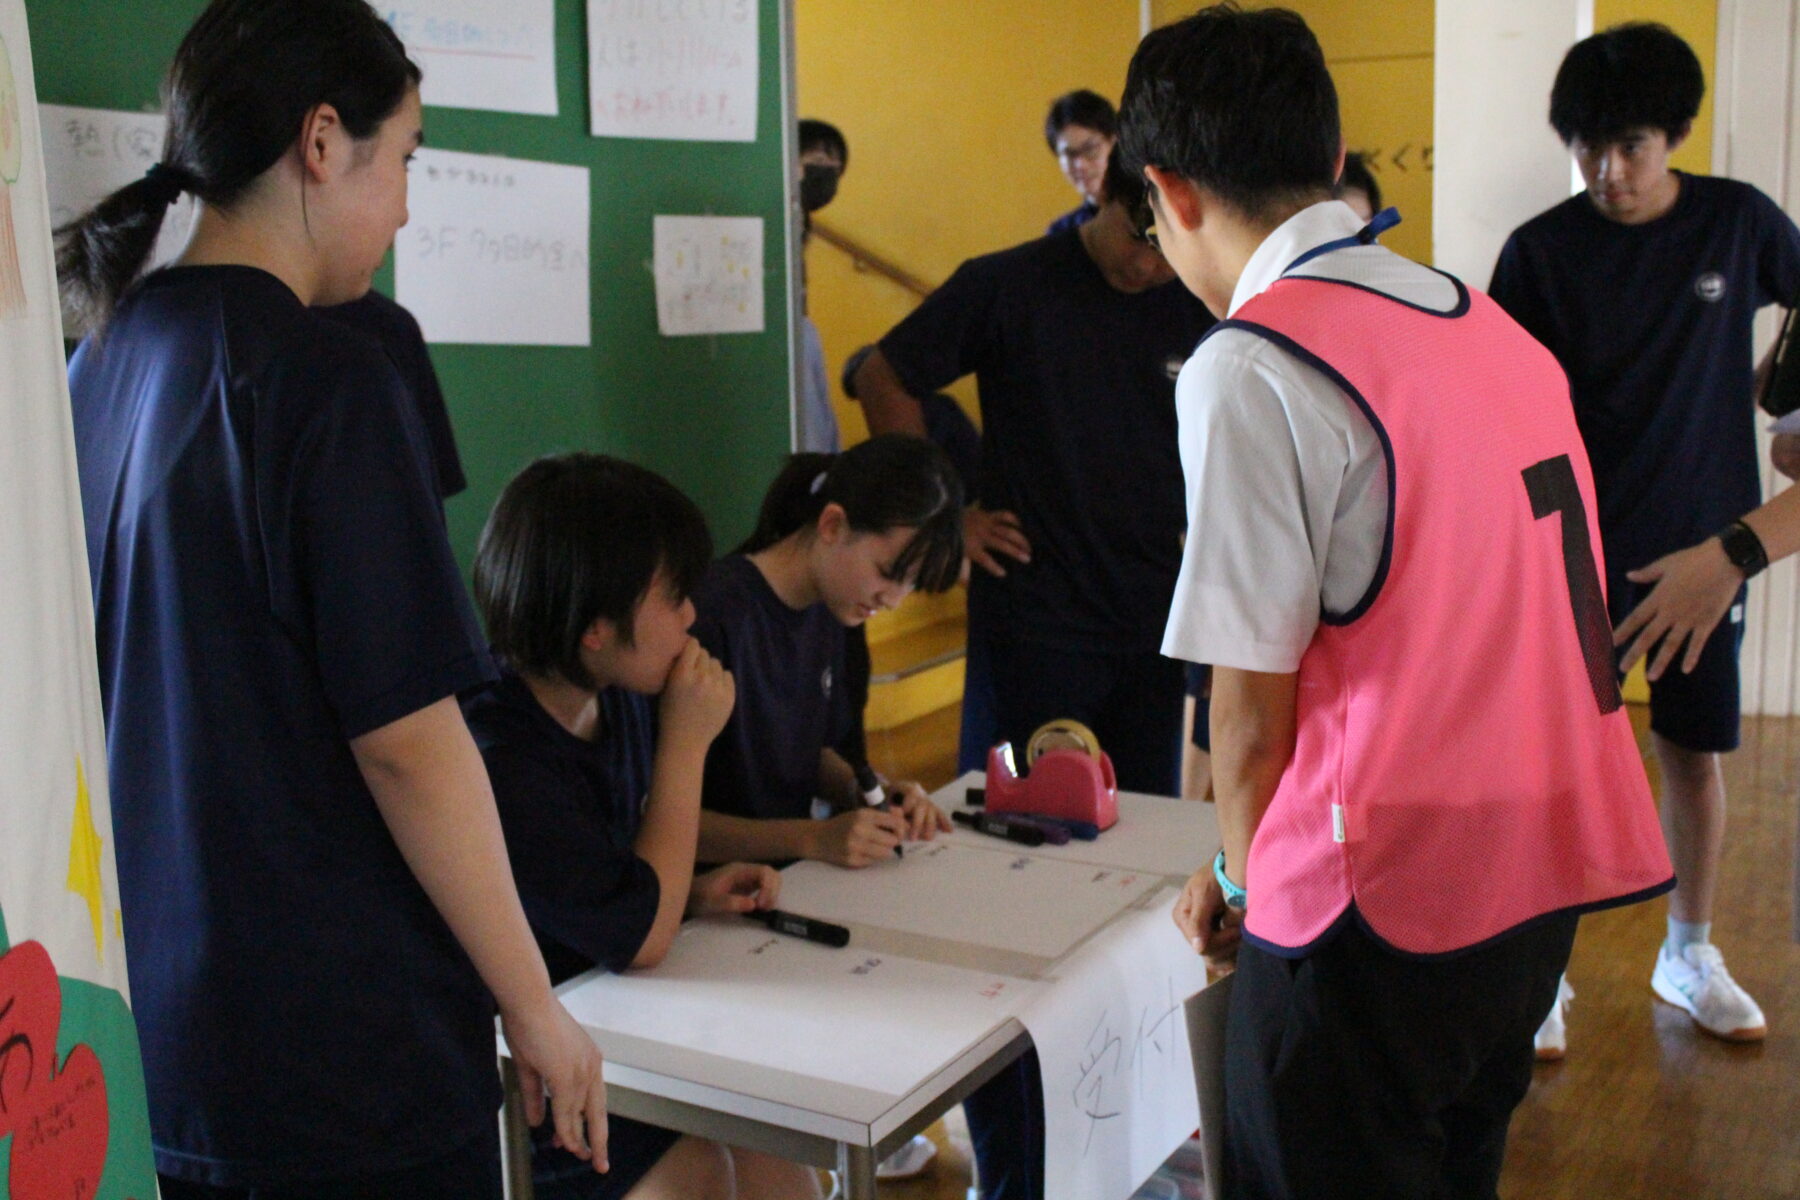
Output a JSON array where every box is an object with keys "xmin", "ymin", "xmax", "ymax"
[{"xmin": 1716, "ymin": 520, "xmax": 1770, "ymax": 579}]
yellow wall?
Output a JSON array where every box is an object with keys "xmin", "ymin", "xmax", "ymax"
[
  {"xmin": 795, "ymin": 1, "xmax": 1141, "ymax": 443},
  {"xmin": 802, "ymin": 0, "xmax": 1718, "ymax": 447}
]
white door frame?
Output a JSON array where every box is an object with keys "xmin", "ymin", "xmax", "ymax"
[{"xmin": 1714, "ymin": 0, "xmax": 1800, "ymax": 715}]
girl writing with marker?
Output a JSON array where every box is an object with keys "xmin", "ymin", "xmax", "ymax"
[
  {"xmin": 689, "ymin": 436, "xmax": 1042, "ymax": 1197},
  {"xmin": 691, "ymin": 436, "xmax": 964, "ymax": 867},
  {"xmin": 60, "ymin": 2, "xmax": 602, "ymax": 1194}
]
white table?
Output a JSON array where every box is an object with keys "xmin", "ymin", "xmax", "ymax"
[{"xmin": 499, "ymin": 774, "xmax": 1223, "ymax": 1200}]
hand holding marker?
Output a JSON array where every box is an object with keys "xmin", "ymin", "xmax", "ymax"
[{"xmin": 855, "ymin": 762, "xmax": 904, "ymax": 858}]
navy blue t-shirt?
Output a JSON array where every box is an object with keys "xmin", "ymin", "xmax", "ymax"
[
  {"xmin": 1491, "ymin": 174, "xmax": 1800, "ymax": 572},
  {"xmin": 317, "ymin": 289, "xmax": 467, "ymax": 499},
  {"xmin": 879, "ymin": 229, "xmax": 1214, "ymax": 651},
  {"xmin": 69, "ymin": 265, "xmax": 497, "ymax": 1186},
  {"xmin": 463, "ymin": 669, "xmax": 661, "ymax": 984},
  {"xmin": 692, "ymin": 554, "xmax": 850, "ymax": 822}
]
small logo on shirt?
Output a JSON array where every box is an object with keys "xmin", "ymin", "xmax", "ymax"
[
  {"xmin": 1695, "ymin": 272, "xmax": 1727, "ymax": 303},
  {"xmin": 821, "ymin": 666, "xmax": 833, "ymax": 696},
  {"xmin": 1162, "ymin": 353, "xmax": 1186, "ymax": 381}
]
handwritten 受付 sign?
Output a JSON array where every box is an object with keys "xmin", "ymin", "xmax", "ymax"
[
  {"xmin": 587, "ymin": 0, "xmax": 757, "ymax": 142},
  {"xmin": 1021, "ymin": 893, "xmax": 1210, "ymax": 1200},
  {"xmin": 396, "ymin": 148, "xmax": 590, "ymax": 346}
]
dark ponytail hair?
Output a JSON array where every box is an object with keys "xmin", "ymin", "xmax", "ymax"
[
  {"xmin": 56, "ymin": 0, "xmax": 420, "ymax": 331},
  {"xmin": 738, "ymin": 434, "xmax": 965, "ymax": 593}
]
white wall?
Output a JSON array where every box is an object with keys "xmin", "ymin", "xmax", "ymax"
[
  {"xmin": 1715, "ymin": 0, "xmax": 1800, "ymax": 715},
  {"xmin": 1432, "ymin": 0, "xmax": 1593, "ymax": 287}
]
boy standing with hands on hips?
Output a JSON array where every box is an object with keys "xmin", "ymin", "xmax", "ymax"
[{"xmin": 1121, "ymin": 7, "xmax": 1673, "ymax": 1196}]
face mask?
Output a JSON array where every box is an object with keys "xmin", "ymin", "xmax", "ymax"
[{"xmin": 800, "ymin": 163, "xmax": 841, "ymax": 213}]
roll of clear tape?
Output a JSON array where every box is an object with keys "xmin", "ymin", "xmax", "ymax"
[{"xmin": 1025, "ymin": 718, "xmax": 1103, "ymax": 766}]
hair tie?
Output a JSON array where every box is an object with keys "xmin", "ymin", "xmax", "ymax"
[
  {"xmin": 809, "ymin": 470, "xmax": 829, "ymax": 496},
  {"xmin": 142, "ymin": 162, "xmax": 194, "ymax": 208}
]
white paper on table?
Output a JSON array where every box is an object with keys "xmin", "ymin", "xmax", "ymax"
[
  {"xmin": 395, "ymin": 148, "xmax": 589, "ymax": 346},
  {"xmin": 1022, "ymin": 890, "xmax": 1211, "ymax": 1200},
  {"xmin": 653, "ymin": 214, "xmax": 763, "ymax": 336},
  {"xmin": 778, "ymin": 839, "xmax": 1159, "ymax": 960},
  {"xmin": 378, "ymin": 1, "xmax": 558, "ymax": 116},
  {"xmin": 37, "ymin": 105, "xmax": 194, "ymax": 331},
  {"xmin": 557, "ymin": 919, "xmax": 1040, "ymax": 1096},
  {"xmin": 587, "ymin": 0, "xmax": 757, "ymax": 142}
]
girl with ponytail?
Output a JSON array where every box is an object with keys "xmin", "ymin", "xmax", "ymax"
[
  {"xmin": 692, "ymin": 435, "xmax": 965, "ymax": 868},
  {"xmin": 63, "ymin": 3, "xmax": 604, "ymax": 1195}
]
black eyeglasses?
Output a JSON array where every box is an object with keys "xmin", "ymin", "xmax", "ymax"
[{"xmin": 1129, "ymin": 200, "xmax": 1161, "ymax": 252}]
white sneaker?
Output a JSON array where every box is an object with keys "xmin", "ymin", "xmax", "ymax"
[
  {"xmin": 1534, "ymin": 974, "xmax": 1574, "ymax": 1062},
  {"xmin": 875, "ymin": 1133, "xmax": 938, "ymax": 1180},
  {"xmin": 1651, "ymin": 943, "xmax": 1767, "ymax": 1042}
]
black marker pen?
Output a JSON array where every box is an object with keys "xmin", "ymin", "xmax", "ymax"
[
  {"xmin": 951, "ymin": 809, "xmax": 1048, "ymax": 847},
  {"xmin": 750, "ymin": 909, "xmax": 851, "ymax": 948},
  {"xmin": 855, "ymin": 762, "xmax": 904, "ymax": 859}
]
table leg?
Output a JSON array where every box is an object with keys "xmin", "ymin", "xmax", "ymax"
[
  {"xmin": 837, "ymin": 1141, "xmax": 879, "ymax": 1199},
  {"xmin": 500, "ymin": 1057, "xmax": 535, "ymax": 1200}
]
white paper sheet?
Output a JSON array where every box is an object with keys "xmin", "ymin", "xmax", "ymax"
[
  {"xmin": 379, "ymin": 1, "xmax": 558, "ymax": 116},
  {"xmin": 557, "ymin": 919, "xmax": 1039, "ymax": 1096},
  {"xmin": 1021, "ymin": 892, "xmax": 1211, "ymax": 1200},
  {"xmin": 653, "ymin": 214, "xmax": 763, "ymax": 335},
  {"xmin": 586, "ymin": 0, "xmax": 757, "ymax": 142},
  {"xmin": 36, "ymin": 105, "xmax": 193, "ymax": 315},
  {"xmin": 777, "ymin": 839, "xmax": 1159, "ymax": 960},
  {"xmin": 395, "ymin": 147, "xmax": 589, "ymax": 345}
]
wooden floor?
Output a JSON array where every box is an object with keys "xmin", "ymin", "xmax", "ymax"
[{"xmin": 863, "ymin": 703, "xmax": 1800, "ymax": 1200}]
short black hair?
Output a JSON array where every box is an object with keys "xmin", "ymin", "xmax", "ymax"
[
  {"xmin": 1549, "ymin": 23, "xmax": 1704, "ymax": 146},
  {"xmin": 798, "ymin": 118, "xmax": 849, "ymax": 169},
  {"xmin": 1118, "ymin": 4, "xmax": 1340, "ymax": 222},
  {"xmin": 474, "ymin": 453, "xmax": 712, "ymax": 687},
  {"xmin": 1103, "ymin": 143, "xmax": 1148, "ymax": 226},
  {"xmin": 1336, "ymin": 151, "xmax": 1381, "ymax": 211},
  {"xmin": 1044, "ymin": 90, "xmax": 1117, "ymax": 151}
]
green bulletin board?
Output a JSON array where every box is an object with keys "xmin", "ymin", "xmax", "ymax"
[{"xmin": 26, "ymin": 0, "xmax": 796, "ymax": 562}]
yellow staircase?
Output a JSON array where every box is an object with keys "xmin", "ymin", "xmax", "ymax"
[{"xmin": 864, "ymin": 588, "xmax": 967, "ymax": 731}]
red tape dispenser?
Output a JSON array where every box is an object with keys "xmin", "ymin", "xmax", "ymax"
[{"xmin": 985, "ymin": 719, "xmax": 1119, "ymax": 831}]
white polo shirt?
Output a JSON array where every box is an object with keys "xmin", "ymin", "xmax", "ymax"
[{"xmin": 1160, "ymin": 200, "xmax": 1461, "ymax": 673}]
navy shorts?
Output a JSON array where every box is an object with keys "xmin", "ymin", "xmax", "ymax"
[
  {"xmin": 1609, "ymin": 571, "xmax": 1746, "ymax": 754},
  {"xmin": 1186, "ymin": 662, "xmax": 1212, "ymax": 753},
  {"xmin": 533, "ymin": 1114, "xmax": 681, "ymax": 1200}
]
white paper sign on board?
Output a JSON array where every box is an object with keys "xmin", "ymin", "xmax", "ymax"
[
  {"xmin": 653, "ymin": 214, "xmax": 763, "ymax": 336},
  {"xmin": 378, "ymin": 1, "xmax": 558, "ymax": 116},
  {"xmin": 37, "ymin": 106, "xmax": 193, "ymax": 293},
  {"xmin": 587, "ymin": 0, "xmax": 757, "ymax": 142},
  {"xmin": 395, "ymin": 147, "xmax": 590, "ymax": 346}
]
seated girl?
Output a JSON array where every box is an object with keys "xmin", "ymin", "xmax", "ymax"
[
  {"xmin": 464, "ymin": 453, "xmax": 821, "ymax": 1200},
  {"xmin": 691, "ymin": 436, "xmax": 967, "ymax": 868},
  {"xmin": 689, "ymin": 440, "xmax": 1041, "ymax": 1197}
]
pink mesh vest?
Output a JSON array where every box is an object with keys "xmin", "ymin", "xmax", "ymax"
[{"xmin": 1227, "ymin": 274, "xmax": 1674, "ymax": 957}]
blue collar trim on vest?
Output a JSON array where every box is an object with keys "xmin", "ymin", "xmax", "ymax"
[{"xmin": 1280, "ymin": 205, "xmax": 1402, "ymax": 276}]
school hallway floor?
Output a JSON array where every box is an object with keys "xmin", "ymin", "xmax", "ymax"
[{"xmin": 860, "ymin": 702, "xmax": 1800, "ymax": 1200}]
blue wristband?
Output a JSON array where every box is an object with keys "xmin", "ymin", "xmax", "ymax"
[{"xmin": 1213, "ymin": 849, "xmax": 1247, "ymax": 911}]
